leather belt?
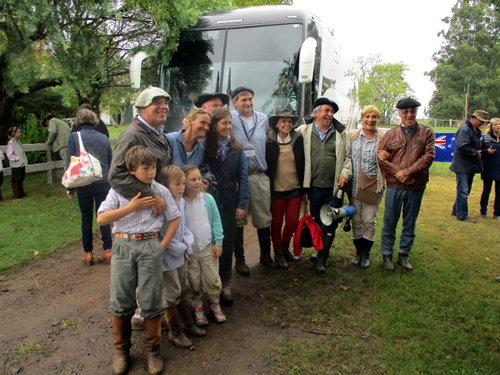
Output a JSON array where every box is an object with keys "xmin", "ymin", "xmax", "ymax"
[
  {"xmin": 115, "ymin": 232, "xmax": 158, "ymax": 240},
  {"xmin": 248, "ymin": 169, "xmax": 262, "ymax": 176}
]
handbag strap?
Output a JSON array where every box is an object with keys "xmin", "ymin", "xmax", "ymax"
[{"xmin": 77, "ymin": 132, "xmax": 87, "ymax": 154}]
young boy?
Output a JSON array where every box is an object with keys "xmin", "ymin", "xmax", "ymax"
[{"xmin": 97, "ymin": 146, "xmax": 180, "ymax": 375}]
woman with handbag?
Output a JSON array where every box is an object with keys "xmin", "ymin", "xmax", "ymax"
[
  {"xmin": 266, "ymin": 109, "xmax": 305, "ymax": 269},
  {"xmin": 66, "ymin": 108, "xmax": 113, "ymax": 266},
  {"xmin": 203, "ymin": 107, "xmax": 249, "ymax": 304},
  {"xmin": 348, "ymin": 105, "xmax": 386, "ymax": 269}
]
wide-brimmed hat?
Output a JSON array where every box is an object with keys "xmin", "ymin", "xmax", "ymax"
[
  {"xmin": 471, "ymin": 109, "xmax": 490, "ymax": 123},
  {"xmin": 268, "ymin": 109, "xmax": 299, "ymax": 131},
  {"xmin": 312, "ymin": 97, "xmax": 339, "ymax": 114},
  {"xmin": 41, "ymin": 114, "xmax": 55, "ymax": 126},
  {"xmin": 135, "ymin": 86, "xmax": 171, "ymax": 108},
  {"xmin": 396, "ymin": 97, "xmax": 421, "ymax": 109},
  {"xmin": 195, "ymin": 93, "xmax": 229, "ymax": 108},
  {"xmin": 231, "ymin": 86, "xmax": 254, "ymax": 99}
]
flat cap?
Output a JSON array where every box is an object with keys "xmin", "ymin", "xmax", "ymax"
[
  {"xmin": 135, "ymin": 86, "xmax": 171, "ymax": 108},
  {"xmin": 313, "ymin": 97, "xmax": 339, "ymax": 114},
  {"xmin": 231, "ymin": 86, "xmax": 254, "ymax": 99},
  {"xmin": 195, "ymin": 93, "xmax": 229, "ymax": 108},
  {"xmin": 396, "ymin": 97, "xmax": 421, "ymax": 109}
]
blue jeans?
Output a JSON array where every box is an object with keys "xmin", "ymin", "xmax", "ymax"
[
  {"xmin": 381, "ymin": 188, "xmax": 425, "ymax": 256},
  {"xmin": 480, "ymin": 179, "xmax": 500, "ymax": 216},
  {"xmin": 309, "ymin": 186, "xmax": 340, "ymax": 235},
  {"xmin": 452, "ymin": 173, "xmax": 475, "ymax": 220},
  {"xmin": 77, "ymin": 183, "xmax": 112, "ymax": 253}
]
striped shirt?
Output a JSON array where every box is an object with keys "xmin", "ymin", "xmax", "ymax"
[
  {"xmin": 98, "ymin": 180, "xmax": 180, "ymax": 234},
  {"xmin": 351, "ymin": 130, "xmax": 378, "ymax": 195}
]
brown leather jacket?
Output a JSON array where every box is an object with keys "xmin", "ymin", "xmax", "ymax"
[{"xmin": 378, "ymin": 123, "xmax": 435, "ymax": 190}]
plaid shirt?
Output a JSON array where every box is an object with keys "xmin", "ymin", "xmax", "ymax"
[{"xmin": 351, "ymin": 130, "xmax": 378, "ymax": 195}]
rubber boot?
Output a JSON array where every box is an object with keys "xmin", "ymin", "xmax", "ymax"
[
  {"xmin": 190, "ymin": 296, "xmax": 208, "ymax": 326},
  {"xmin": 282, "ymin": 242, "xmax": 299, "ymax": 262},
  {"xmin": 164, "ymin": 306, "xmax": 193, "ymax": 349},
  {"xmin": 273, "ymin": 244, "xmax": 288, "ymax": 269},
  {"xmin": 352, "ymin": 238, "xmax": 364, "ymax": 266},
  {"xmin": 111, "ymin": 316, "xmax": 132, "ymax": 375},
  {"xmin": 383, "ymin": 254, "xmax": 395, "ymax": 271},
  {"xmin": 177, "ymin": 299, "xmax": 206, "ymax": 337},
  {"xmin": 258, "ymin": 227, "xmax": 277, "ymax": 269},
  {"xmin": 12, "ymin": 183, "xmax": 22, "ymax": 199},
  {"xmin": 361, "ymin": 239, "xmax": 373, "ymax": 269},
  {"xmin": 220, "ymin": 271, "xmax": 233, "ymax": 305},
  {"xmin": 208, "ymin": 296, "xmax": 227, "ymax": 323},
  {"xmin": 315, "ymin": 231, "xmax": 335, "ymax": 274},
  {"xmin": 18, "ymin": 182, "xmax": 26, "ymax": 197},
  {"xmin": 397, "ymin": 254, "xmax": 413, "ymax": 271},
  {"xmin": 144, "ymin": 315, "xmax": 163, "ymax": 375},
  {"xmin": 234, "ymin": 227, "xmax": 250, "ymax": 276}
]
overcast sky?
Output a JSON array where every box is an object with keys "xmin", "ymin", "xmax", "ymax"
[{"xmin": 293, "ymin": 0, "xmax": 458, "ymax": 115}]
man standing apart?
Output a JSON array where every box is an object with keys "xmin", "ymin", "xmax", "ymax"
[
  {"xmin": 299, "ymin": 97, "xmax": 352, "ymax": 274},
  {"xmin": 378, "ymin": 97, "xmax": 435, "ymax": 271},
  {"xmin": 42, "ymin": 115, "xmax": 71, "ymax": 161},
  {"xmin": 195, "ymin": 92, "xmax": 229, "ymax": 112},
  {"xmin": 108, "ymin": 86, "xmax": 172, "ymax": 216},
  {"xmin": 230, "ymin": 86, "xmax": 275, "ymax": 273},
  {"xmin": 450, "ymin": 110, "xmax": 490, "ymax": 223}
]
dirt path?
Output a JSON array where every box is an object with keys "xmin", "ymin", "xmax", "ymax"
[{"xmin": 0, "ymin": 225, "xmax": 286, "ymax": 375}]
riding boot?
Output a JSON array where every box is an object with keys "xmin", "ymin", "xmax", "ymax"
[
  {"xmin": 258, "ymin": 227, "xmax": 277, "ymax": 269},
  {"xmin": 234, "ymin": 227, "xmax": 250, "ymax": 276},
  {"xmin": 361, "ymin": 239, "xmax": 373, "ymax": 269},
  {"xmin": 12, "ymin": 183, "xmax": 22, "ymax": 199},
  {"xmin": 177, "ymin": 299, "xmax": 206, "ymax": 337},
  {"xmin": 352, "ymin": 238, "xmax": 364, "ymax": 266},
  {"xmin": 164, "ymin": 306, "xmax": 193, "ymax": 349},
  {"xmin": 18, "ymin": 182, "xmax": 26, "ymax": 197},
  {"xmin": 144, "ymin": 315, "xmax": 163, "ymax": 375},
  {"xmin": 111, "ymin": 316, "xmax": 132, "ymax": 375},
  {"xmin": 273, "ymin": 244, "xmax": 288, "ymax": 269},
  {"xmin": 315, "ymin": 231, "xmax": 335, "ymax": 274},
  {"xmin": 282, "ymin": 242, "xmax": 299, "ymax": 262}
]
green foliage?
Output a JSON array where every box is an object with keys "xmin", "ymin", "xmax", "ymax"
[
  {"xmin": 428, "ymin": 0, "xmax": 500, "ymax": 119},
  {"xmin": 20, "ymin": 114, "xmax": 47, "ymax": 164},
  {"xmin": 231, "ymin": 0, "xmax": 292, "ymax": 6}
]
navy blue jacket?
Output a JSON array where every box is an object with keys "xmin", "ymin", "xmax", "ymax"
[
  {"xmin": 481, "ymin": 132, "xmax": 500, "ymax": 181},
  {"xmin": 450, "ymin": 119, "xmax": 482, "ymax": 174}
]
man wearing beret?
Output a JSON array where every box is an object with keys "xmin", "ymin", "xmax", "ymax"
[
  {"xmin": 450, "ymin": 110, "xmax": 490, "ymax": 223},
  {"xmin": 230, "ymin": 86, "xmax": 275, "ymax": 273},
  {"xmin": 108, "ymin": 86, "xmax": 172, "ymax": 217},
  {"xmin": 377, "ymin": 97, "xmax": 435, "ymax": 271},
  {"xmin": 299, "ymin": 97, "xmax": 352, "ymax": 274},
  {"xmin": 195, "ymin": 92, "xmax": 229, "ymax": 112}
]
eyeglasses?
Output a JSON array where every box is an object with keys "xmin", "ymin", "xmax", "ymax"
[{"xmin": 399, "ymin": 108, "xmax": 417, "ymax": 115}]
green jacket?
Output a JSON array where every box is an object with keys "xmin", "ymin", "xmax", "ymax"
[{"xmin": 47, "ymin": 118, "xmax": 71, "ymax": 152}]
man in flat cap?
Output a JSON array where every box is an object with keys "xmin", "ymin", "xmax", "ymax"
[
  {"xmin": 42, "ymin": 115, "xmax": 71, "ymax": 162},
  {"xmin": 450, "ymin": 110, "xmax": 490, "ymax": 223},
  {"xmin": 195, "ymin": 92, "xmax": 229, "ymax": 112},
  {"xmin": 377, "ymin": 97, "xmax": 435, "ymax": 271},
  {"xmin": 299, "ymin": 97, "xmax": 352, "ymax": 274},
  {"xmin": 230, "ymin": 86, "xmax": 274, "ymax": 273},
  {"xmin": 108, "ymin": 86, "xmax": 172, "ymax": 216}
]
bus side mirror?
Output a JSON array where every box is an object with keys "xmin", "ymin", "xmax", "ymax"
[
  {"xmin": 130, "ymin": 52, "xmax": 149, "ymax": 88},
  {"xmin": 298, "ymin": 37, "xmax": 317, "ymax": 84}
]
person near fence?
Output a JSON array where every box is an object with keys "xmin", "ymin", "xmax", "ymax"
[
  {"xmin": 203, "ymin": 107, "xmax": 249, "ymax": 304},
  {"xmin": 450, "ymin": 109, "xmax": 490, "ymax": 223},
  {"xmin": 65, "ymin": 108, "xmax": 113, "ymax": 266},
  {"xmin": 377, "ymin": 97, "xmax": 435, "ymax": 271},
  {"xmin": 479, "ymin": 117, "xmax": 500, "ymax": 220},
  {"xmin": 6, "ymin": 127, "xmax": 28, "ymax": 199},
  {"xmin": 0, "ymin": 149, "xmax": 5, "ymax": 202},
  {"xmin": 42, "ymin": 115, "xmax": 71, "ymax": 162},
  {"xmin": 348, "ymin": 105, "xmax": 386, "ymax": 269},
  {"xmin": 97, "ymin": 145, "xmax": 180, "ymax": 375},
  {"xmin": 266, "ymin": 109, "xmax": 305, "ymax": 269}
]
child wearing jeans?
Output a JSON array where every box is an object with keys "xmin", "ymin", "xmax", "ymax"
[
  {"xmin": 157, "ymin": 165, "xmax": 206, "ymax": 349},
  {"xmin": 6, "ymin": 127, "xmax": 28, "ymax": 199},
  {"xmin": 97, "ymin": 146, "xmax": 180, "ymax": 375},
  {"xmin": 180, "ymin": 164, "xmax": 226, "ymax": 325}
]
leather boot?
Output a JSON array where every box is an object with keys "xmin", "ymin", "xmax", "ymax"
[
  {"xmin": 12, "ymin": 183, "xmax": 22, "ymax": 199},
  {"xmin": 98, "ymin": 249, "xmax": 112, "ymax": 264},
  {"xmin": 177, "ymin": 299, "xmax": 206, "ymax": 337},
  {"xmin": 274, "ymin": 244, "xmax": 288, "ymax": 269},
  {"xmin": 234, "ymin": 227, "xmax": 250, "ymax": 276},
  {"xmin": 397, "ymin": 254, "xmax": 413, "ymax": 271},
  {"xmin": 282, "ymin": 242, "xmax": 299, "ymax": 262},
  {"xmin": 164, "ymin": 306, "xmax": 193, "ymax": 349},
  {"xmin": 18, "ymin": 182, "xmax": 26, "ymax": 197},
  {"xmin": 81, "ymin": 251, "xmax": 94, "ymax": 266},
  {"xmin": 315, "ymin": 231, "xmax": 335, "ymax": 274},
  {"xmin": 258, "ymin": 227, "xmax": 277, "ymax": 269},
  {"xmin": 361, "ymin": 239, "xmax": 373, "ymax": 269},
  {"xmin": 112, "ymin": 316, "xmax": 132, "ymax": 375},
  {"xmin": 220, "ymin": 272, "xmax": 233, "ymax": 305},
  {"xmin": 144, "ymin": 315, "xmax": 163, "ymax": 375},
  {"xmin": 352, "ymin": 238, "xmax": 364, "ymax": 266},
  {"xmin": 383, "ymin": 254, "xmax": 395, "ymax": 271}
]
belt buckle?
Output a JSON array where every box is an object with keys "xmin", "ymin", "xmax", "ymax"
[{"xmin": 143, "ymin": 233, "xmax": 150, "ymax": 240}]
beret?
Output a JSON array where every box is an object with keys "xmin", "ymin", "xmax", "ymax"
[
  {"xmin": 231, "ymin": 86, "xmax": 254, "ymax": 99},
  {"xmin": 396, "ymin": 97, "xmax": 421, "ymax": 109}
]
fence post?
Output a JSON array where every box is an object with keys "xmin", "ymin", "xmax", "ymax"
[{"xmin": 46, "ymin": 149, "xmax": 57, "ymax": 184}]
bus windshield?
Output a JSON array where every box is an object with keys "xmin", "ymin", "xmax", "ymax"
[{"xmin": 164, "ymin": 23, "xmax": 303, "ymax": 130}]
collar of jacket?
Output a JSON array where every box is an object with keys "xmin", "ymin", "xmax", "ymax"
[{"xmin": 269, "ymin": 129, "xmax": 300, "ymax": 144}]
